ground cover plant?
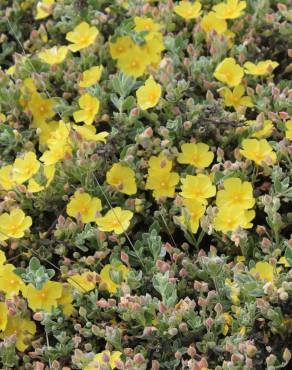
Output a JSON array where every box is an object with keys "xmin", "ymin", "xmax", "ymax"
[{"xmin": 0, "ymin": 0, "xmax": 292, "ymax": 369}]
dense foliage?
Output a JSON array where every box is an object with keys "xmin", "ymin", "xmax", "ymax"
[{"xmin": 0, "ymin": 0, "xmax": 291, "ymax": 369}]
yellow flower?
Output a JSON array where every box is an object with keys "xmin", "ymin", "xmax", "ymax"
[
  {"xmin": 240, "ymin": 138, "xmax": 276, "ymax": 165},
  {"xmin": 223, "ymin": 312, "xmax": 233, "ymax": 335},
  {"xmin": 200, "ymin": 11, "xmax": 227, "ymax": 34},
  {"xmin": 57, "ymin": 285, "xmax": 74, "ymax": 316},
  {"xmin": 142, "ymin": 33, "xmax": 164, "ymax": 67},
  {"xmin": 174, "ymin": 1, "xmax": 202, "ymax": 20},
  {"xmin": 0, "ymin": 302, "xmax": 8, "ymax": 331},
  {"xmin": 46, "ymin": 120, "xmax": 71, "ymax": 147},
  {"xmin": 84, "ymin": 350, "xmax": 122, "ymax": 370},
  {"xmin": 74, "ymin": 125, "xmax": 109, "ymax": 143},
  {"xmin": 178, "ymin": 198, "xmax": 206, "ymax": 233},
  {"xmin": 214, "ymin": 57, "xmax": 244, "ymax": 87},
  {"xmin": 35, "ymin": 0, "xmax": 55, "ymax": 20},
  {"xmin": 0, "ymin": 113, "xmax": 6, "ymax": 123},
  {"xmin": 244, "ymin": 60, "xmax": 279, "ymax": 76},
  {"xmin": 0, "ymin": 264, "xmax": 25, "ymax": 298},
  {"xmin": 28, "ymin": 92, "xmax": 55, "ymax": 126},
  {"xmin": 0, "ymin": 315, "xmax": 36, "ymax": 351},
  {"xmin": 220, "ymin": 85, "xmax": 253, "ymax": 110},
  {"xmin": 106, "ymin": 163, "xmax": 137, "ymax": 195},
  {"xmin": 213, "ymin": 0, "xmax": 246, "ymax": 19},
  {"xmin": 109, "ymin": 36, "xmax": 135, "ymax": 60},
  {"xmin": 278, "ymin": 257, "xmax": 289, "ymax": 268},
  {"xmin": 96, "ymin": 207, "xmax": 133, "ymax": 235},
  {"xmin": 250, "ymin": 261, "xmax": 274, "ymax": 282},
  {"xmin": 12, "ymin": 152, "xmax": 40, "ymax": 184},
  {"xmin": 37, "ymin": 121, "xmax": 59, "ymax": 148},
  {"xmin": 134, "ymin": 17, "xmax": 160, "ymax": 41},
  {"xmin": 285, "ymin": 120, "xmax": 292, "ymax": 140},
  {"xmin": 136, "ymin": 76, "xmax": 162, "ymax": 110},
  {"xmin": 73, "ymin": 93, "xmax": 100, "ymax": 125},
  {"xmin": 68, "ymin": 271, "xmax": 97, "ymax": 293},
  {"xmin": 225, "ymin": 278, "xmax": 240, "ymax": 304},
  {"xmin": 213, "ymin": 206, "xmax": 255, "ymax": 232},
  {"xmin": 99, "ymin": 263, "xmax": 129, "ymax": 294},
  {"xmin": 38, "ymin": 46, "xmax": 68, "ymax": 65},
  {"xmin": 0, "ymin": 165, "xmax": 15, "ymax": 190},
  {"xmin": 27, "ymin": 164, "xmax": 55, "ymax": 193},
  {"xmin": 216, "ymin": 178, "xmax": 255, "ymax": 210},
  {"xmin": 146, "ymin": 170, "xmax": 179, "ymax": 199},
  {"xmin": 19, "ymin": 78, "xmax": 37, "ymax": 109},
  {"xmin": 66, "ymin": 22, "xmax": 99, "ymax": 52},
  {"xmin": 148, "ymin": 154, "xmax": 173, "ymax": 173},
  {"xmin": 0, "ymin": 250, "xmax": 6, "ymax": 266},
  {"xmin": 23, "ymin": 281, "xmax": 63, "ymax": 312},
  {"xmin": 245, "ymin": 119, "xmax": 273, "ymax": 138},
  {"xmin": 40, "ymin": 142, "xmax": 71, "ymax": 166},
  {"xmin": 117, "ymin": 45, "xmax": 148, "ymax": 78},
  {"xmin": 177, "ymin": 142, "xmax": 214, "ymax": 168},
  {"xmin": 67, "ymin": 191, "xmax": 102, "ymax": 223},
  {"xmin": 79, "ymin": 66, "xmax": 103, "ymax": 88},
  {"xmin": 0, "ymin": 208, "xmax": 32, "ymax": 241},
  {"xmin": 180, "ymin": 174, "xmax": 216, "ymax": 204},
  {"xmin": 40, "ymin": 122, "xmax": 72, "ymax": 165}
]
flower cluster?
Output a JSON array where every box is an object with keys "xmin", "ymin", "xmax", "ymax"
[{"xmin": 0, "ymin": 0, "xmax": 291, "ymax": 369}]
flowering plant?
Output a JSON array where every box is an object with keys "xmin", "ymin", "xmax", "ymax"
[{"xmin": 0, "ymin": 0, "xmax": 291, "ymax": 369}]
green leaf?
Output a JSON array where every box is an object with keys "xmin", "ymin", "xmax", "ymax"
[
  {"xmin": 284, "ymin": 245, "xmax": 292, "ymax": 267},
  {"xmin": 29, "ymin": 257, "xmax": 41, "ymax": 271}
]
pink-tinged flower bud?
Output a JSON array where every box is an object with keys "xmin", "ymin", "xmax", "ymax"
[
  {"xmin": 279, "ymin": 111, "xmax": 288, "ymax": 119},
  {"xmin": 35, "ymin": 362, "xmax": 45, "ymax": 370},
  {"xmin": 179, "ymin": 268, "xmax": 188, "ymax": 278},
  {"xmin": 179, "ymin": 322, "xmax": 188, "ymax": 332},
  {"xmin": 205, "ymin": 317, "xmax": 214, "ymax": 329},
  {"xmin": 268, "ymin": 111, "xmax": 277, "ymax": 120},
  {"xmin": 143, "ymin": 127, "xmax": 153, "ymax": 137},
  {"xmin": 33, "ymin": 312, "xmax": 43, "ymax": 321},
  {"xmin": 214, "ymin": 303, "xmax": 223, "ymax": 315},
  {"xmin": 183, "ymin": 121, "xmax": 192, "ymax": 130},
  {"xmin": 277, "ymin": 3, "xmax": 287, "ymax": 11},
  {"xmin": 58, "ymin": 215, "xmax": 65, "ymax": 226},
  {"xmin": 121, "ymin": 251, "xmax": 129, "ymax": 264},
  {"xmin": 198, "ymin": 297, "xmax": 207, "ymax": 306},
  {"xmin": 246, "ymin": 358, "xmax": 254, "ymax": 369},
  {"xmin": 164, "ymin": 242, "xmax": 173, "ymax": 254},
  {"xmin": 8, "ymin": 307, "xmax": 17, "ymax": 316},
  {"xmin": 64, "ymin": 152, "xmax": 73, "ymax": 161},
  {"xmin": 198, "ymin": 249, "xmax": 206, "ymax": 257},
  {"xmin": 231, "ymin": 354, "xmax": 244, "ymax": 363},
  {"xmin": 172, "ymin": 106, "xmax": 180, "ymax": 115},
  {"xmin": 265, "ymin": 13, "xmax": 274, "ymax": 22},
  {"xmin": 152, "ymin": 360, "xmax": 160, "ymax": 370},
  {"xmin": 159, "ymin": 302, "xmax": 168, "ymax": 313},
  {"xmin": 97, "ymin": 298, "xmax": 109, "ymax": 309},
  {"xmin": 198, "ymin": 357, "xmax": 208, "ymax": 368},
  {"xmin": 31, "ymin": 29, "xmax": 38, "ymax": 38},
  {"xmin": 143, "ymin": 326, "xmax": 157, "ymax": 336},
  {"xmin": 271, "ymin": 86, "xmax": 280, "ymax": 97},
  {"xmin": 133, "ymin": 353, "xmax": 145, "ymax": 365}
]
